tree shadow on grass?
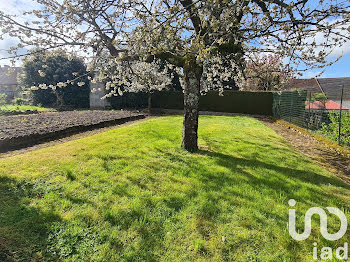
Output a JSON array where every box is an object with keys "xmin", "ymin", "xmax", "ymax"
[
  {"xmin": 156, "ymin": 146, "xmax": 350, "ymax": 242},
  {"xmin": 197, "ymin": 149, "xmax": 349, "ymax": 189},
  {"xmin": 0, "ymin": 176, "xmax": 61, "ymax": 261},
  {"xmin": 196, "ymin": 149, "xmax": 350, "ymax": 233}
]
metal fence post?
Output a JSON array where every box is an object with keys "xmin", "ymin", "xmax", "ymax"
[
  {"xmin": 289, "ymin": 92, "xmax": 293, "ymax": 123},
  {"xmin": 307, "ymin": 91, "xmax": 311, "ymax": 129},
  {"xmin": 338, "ymin": 86, "xmax": 344, "ymax": 145}
]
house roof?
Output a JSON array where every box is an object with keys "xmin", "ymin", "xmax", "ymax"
[
  {"xmin": 316, "ymin": 77, "xmax": 350, "ymax": 101},
  {"xmin": 287, "ymin": 77, "xmax": 350, "ymax": 102},
  {"xmin": 305, "ymin": 100, "xmax": 349, "ymax": 110}
]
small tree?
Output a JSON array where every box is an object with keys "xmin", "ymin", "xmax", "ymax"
[
  {"xmin": 20, "ymin": 50, "xmax": 90, "ymax": 108},
  {"xmin": 240, "ymin": 54, "xmax": 294, "ymax": 91},
  {"xmin": 311, "ymin": 93, "xmax": 328, "ymax": 109},
  {"xmin": 320, "ymin": 111, "xmax": 350, "ymax": 146}
]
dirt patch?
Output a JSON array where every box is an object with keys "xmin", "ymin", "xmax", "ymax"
[
  {"xmin": 0, "ymin": 110, "xmax": 143, "ymax": 141},
  {"xmin": 0, "ymin": 116, "xmax": 151, "ymax": 159},
  {"xmin": 258, "ymin": 116, "xmax": 350, "ymax": 184},
  {"xmin": 0, "ymin": 110, "xmax": 145, "ymax": 152}
]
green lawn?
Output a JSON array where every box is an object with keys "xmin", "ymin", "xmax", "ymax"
[
  {"xmin": 0, "ymin": 104, "xmax": 54, "ymax": 113},
  {"xmin": 0, "ymin": 116, "xmax": 349, "ymax": 261}
]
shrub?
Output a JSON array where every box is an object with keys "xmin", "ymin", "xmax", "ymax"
[
  {"xmin": 20, "ymin": 50, "xmax": 90, "ymax": 109},
  {"xmin": 0, "ymin": 93, "xmax": 7, "ymax": 106},
  {"xmin": 12, "ymin": 97, "xmax": 28, "ymax": 105},
  {"xmin": 320, "ymin": 111, "xmax": 350, "ymax": 146}
]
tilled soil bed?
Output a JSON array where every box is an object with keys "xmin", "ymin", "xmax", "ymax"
[{"xmin": 0, "ymin": 110, "xmax": 145, "ymax": 152}]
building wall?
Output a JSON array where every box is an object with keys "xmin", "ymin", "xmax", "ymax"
[
  {"xmin": 0, "ymin": 84, "xmax": 19, "ymax": 101},
  {"xmin": 89, "ymin": 82, "xmax": 110, "ymax": 109},
  {"xmin": 0, "ymin": 66, "xmax": 22, "ymax": 102}
]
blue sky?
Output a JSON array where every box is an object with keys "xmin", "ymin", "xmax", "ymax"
[
  {"xmin": 0, "ymin": 0, "xmax": 349, "ymax": 79},
  {"xmin": 306, "ymin": 53, "xmax": 350, "ymax": 78}
]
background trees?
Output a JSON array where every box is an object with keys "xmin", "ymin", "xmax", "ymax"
[
  {"xmin": 1, "ymin": 0, "xmax": 349, "ymax": 151},
  {"xmin": 240, "ymin": 54, "xmax": 295, "ymax": 91},
  {"xmin": 20, "ymin": 50, "xmax": 90, "ymax": 108}
]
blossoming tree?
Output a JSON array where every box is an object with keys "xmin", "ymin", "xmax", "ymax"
[
  {"xmin": 240, "ymin": 54, "xmax": 295, "ymax": 91},
  {"xmin": 1, "ymin": 0, "xmax": 349, "ymax": 151}
]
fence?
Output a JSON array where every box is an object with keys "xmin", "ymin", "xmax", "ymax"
[{"xmin": 272, "ymin": 88, "xmax": 350, "ymax": 147}]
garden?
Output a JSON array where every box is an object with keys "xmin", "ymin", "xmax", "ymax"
[
  {"xmin": 1, "ymin": 0, "xmax": 350, "ymax": 261},
  {"xmin": 0, "ymin": 116, "xmax": 349, "ymax": 261},
  {"xmin": 0, "ymin": 110, "xmax": 144, "ymax": 152}
]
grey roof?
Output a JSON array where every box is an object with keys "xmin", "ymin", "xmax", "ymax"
[{"xmin": 317, "ymin": 77, "xmax": 350, "ymax": 101}]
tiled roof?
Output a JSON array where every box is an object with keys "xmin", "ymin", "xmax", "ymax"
[{"xmin": 305, "ymin": 100, "xmax": 349, "ymax": 110}]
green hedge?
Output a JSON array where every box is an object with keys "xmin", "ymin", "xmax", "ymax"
[
  {"xmin": 151, "ymin": 91, "xmax": 273, "ymax": 115},
  {"xmin": 108, "ymin": 92, "xmax": 148, "ymax": 109},
  {"xmin": 151, "ymin": 91, "xmax": 184, "ymax": 110}
]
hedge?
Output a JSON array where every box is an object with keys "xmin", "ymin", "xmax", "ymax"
[
  {"xmin": 108, "ymin": 92, "xmax": 149, "ymax": 109},
  {"xmin": 151, "ymin": 90, "xmax": 273, "ymax": 115}
]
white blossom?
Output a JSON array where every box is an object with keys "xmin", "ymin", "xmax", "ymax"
[
  {"xmin": 38, "ymin": 70, "xmax": 46, "ymax": 77},
  {"xmin": 39, "ymin": 83, "xmax": 47, "ymax": 89}
]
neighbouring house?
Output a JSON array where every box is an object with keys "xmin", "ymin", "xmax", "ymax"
[
  {"xmin": 0, "ymin": 65, "xmax": 22, "ymax": 102},
  {"xmin": 287, "ymin": 77, "xmax": 350, "ymax": 111},
  {"xmin": 317, "ymin": 78, "xmax": 350, "ymax": 110}
]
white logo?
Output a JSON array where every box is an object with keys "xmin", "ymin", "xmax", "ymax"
[
  {"xmin": 288, "ymin": 199, "xmax": 348, "ymax": 260},
  {"xmin": 288, "ymin": 199, "xmax": 347, "ymax": 241}
]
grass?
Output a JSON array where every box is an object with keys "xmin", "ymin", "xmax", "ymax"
[
  {"xmin": 0, "ymin": 116, "xmax": 349, "ymax": 261},
  {"xmin": 0, "ymin": 104, "xmax": 54, "ymax": 113}
]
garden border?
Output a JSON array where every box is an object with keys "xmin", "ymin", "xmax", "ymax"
[{"xmin": 0, "ymin": 114, "xmax": 145, "ymax": 152}]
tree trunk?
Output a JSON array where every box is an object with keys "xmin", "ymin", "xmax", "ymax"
[
  {"xmin": 182, "ymin": 62, "xmax": 202, "ymax": 152},
  {"xmin": 55, "ymin": 91, "xmax": 64, "ymax": 109},
  {"xmin": 148, "ymin": 93, "xmax": 152, "ymax": 114}
]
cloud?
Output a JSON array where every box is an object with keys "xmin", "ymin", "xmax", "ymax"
[
  {"xmin": 303, "ymin": 19, "xmax": 350, "ymax": 58},
  {"xmin": 0, "ymin": 0, "xmax": 41, "ymax": 15},
  {"xmin": 301, "ymin": 70, "xmax": 323, "ymax": 79},
  {"xmin": 0, "ymin": 37, "xmax": 27, "ymax": 66},
  {"xmin": 0, "ymin": 0, "xmax": 43, "ymax": 65}
]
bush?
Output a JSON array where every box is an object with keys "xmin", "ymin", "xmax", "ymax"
[
  {"xmin": 20, "ymin": 50, "xmax": 90, "ymax": 109},
  {"xmin": 319, "ymin": 111, "xmax": 350, "ymax": 146},
  {"xmin": 12, "ymin": 97, "xmax": 28, "ymax": 105},
  {"xmin": 0, "ymin": 93, "xmax": 7, "ymax": 106}
]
